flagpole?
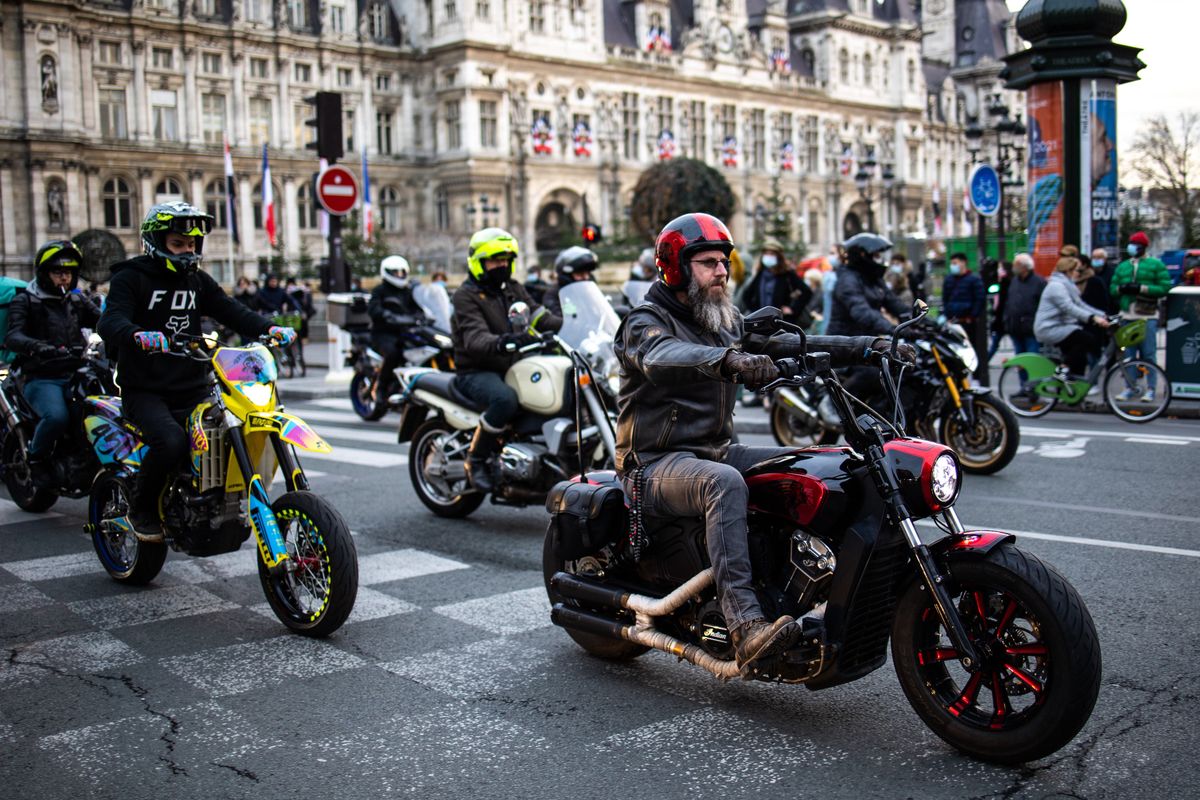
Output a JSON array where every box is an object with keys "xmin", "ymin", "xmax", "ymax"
[{"xmin": 224, "ymin": 134, "xmax": 234, "ymax": 283}]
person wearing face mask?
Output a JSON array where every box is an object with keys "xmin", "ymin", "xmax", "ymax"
[
  {"xmin": 885, "ymin": 255, "xmax": 914, "ymax": 308},
  {"xmin": 735, "ymin": 239, "xmax": 813, "ymax": 327},
  {"xmin": 943, "ymin": 252, "xmax": 988, "ymax": 381},
  {"xmin": 4, "ymin": 241, "xmax": 102, "ymax": 488},
  {"xmin": 451, "ymin": 228, "xmax": 563, "ymax": 492},
  {"xmin": 1109, "ymin": 231, "xmax": 1170, "ymax": 402}
]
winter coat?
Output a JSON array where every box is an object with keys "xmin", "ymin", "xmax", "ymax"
[
  {"xmin": 256, "ymin": 284, "xmax": 298, "ymax": 316},
  {"xmin": 1034, "ymin": 272, "xmax": 1104, "ymax": 346},
  {"xmin": 450, "ymin": 274, "xmax": 562, "ymax": 374},
  {"xmin": 98, "ymin": 256, "xmax": 272, "ymax": 394},
  {"xmin": 1109, "ymin": 256, "xmax": 1171, "ymax": 315},
  {"xmin": 736, "ymin": 267, "xmax": 814, "ymax": 327},
  {"xmin": 942, "ymin": 271, "xmax": 986, "ymax": 322},
  {"xmin": 1003, "ymin": 271, "xmax": 1046, "ymax": 339},
  {"xmin": 368, "ymin": 282, "xmax": 426, "ymax": 352},
  {"xmin": 5, "ymin": 282, "xmax": 101, "ymax": 377},
  {"xmin": 614, "ymin": 281, "xmax": 875, "ymax": 472},
  {"xmin": 826, "ymin": 263, "xmax": 909, "ymax": 336}
]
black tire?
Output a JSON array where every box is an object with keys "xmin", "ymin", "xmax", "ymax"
[
  {"xmin": 891, "ymin": 544, "xmax": 1101, "ymax": 764},
  {"xmin": 259, "ymin": 490, "xmax": 358, "ymax": 637},
  {"xmin": 1102, "ymin": 359, "xmax": 1171, "ymax": 423},
  {"xmin": 541, "ymin": 522, "xmax": 648, "ymax": 661},
  {"xmin": 408, "ymin": 418, "xmax": 485, "ymax": 518},
  {"xmin": 1, "ymin": 426, "xmax": 59, "ymax": 512},
  {"xmin": 939, "ymin": 394, "xmax": 1021, "ymax": 475},
  {"xmin": 997, "ymin": 365, "xmax": 1057, "ymax": 418},
  {"xmin": 88, "ymin": 470, "xmax": 167, "ymax": 585},
  {"xmin": 350, "ymin": 370, "xmax": 388, "ymax": 421},
  {"xmin": 770, "ymin": 400, "xmax": 839, "ymax": 447}
]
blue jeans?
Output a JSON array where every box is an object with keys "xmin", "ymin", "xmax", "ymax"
[
  {"xmin": 1123, "ymin": 318, "xmax": 1159, "ymax": 391},
  {"xmin": 632, "ymin": 445, "xmax": 795, "ymax": 632},
  {"xmin": 1012, "ymin": 335, "xmax": 1040, "ymax": 355},
  {"xmin": 23, "ymin": 377, "xmax": 71, "ymax": 457},
  {"xmin": 455, "ymin": 370, "xmax": 519, "ymax": 429}
]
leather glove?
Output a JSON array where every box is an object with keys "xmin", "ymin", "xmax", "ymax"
[
  {"xmin": 868, "ymin": 337, "xmax": 917, "ymax": 365},
  {"xmin": 269, "ymin": 326, "xmax": 297, "ymax": 346},
  {"xmin": 133, "ymin": 331, "xmax": 169, "ymax": 352},
  {"xmin": 721, "ymin": 351, "xmax": 779, "ymax": 387},
  {"xmin": 1118, "ymin": 282, "xmax": 1140, "ymax": 296},
  {"xmin": 496, "ymin": 332, "xmax": 537, "ymax": 353}
]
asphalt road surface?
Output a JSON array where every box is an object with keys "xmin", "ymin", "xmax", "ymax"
[{"xmin": 2, "ymin": 397, "xmax": 1196, "ymax": 799}]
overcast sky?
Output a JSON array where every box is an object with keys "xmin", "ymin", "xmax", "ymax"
[{"xmin": 1005, "ymin": 0, "xmax": 1188, "ymax": 144}]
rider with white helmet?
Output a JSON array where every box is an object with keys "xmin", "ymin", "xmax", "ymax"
[{"xmin": 368, "ymin": 255, "xmax": 427, "ymax": 402}]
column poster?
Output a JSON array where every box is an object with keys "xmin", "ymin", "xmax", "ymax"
[
  {"xmin": 1027, "ymin": 81, "xmax": 1065, "ymax": 276},
  {"xmin": 1082, "ymin": 79, "xmax": 1119, "ymax": 258}
]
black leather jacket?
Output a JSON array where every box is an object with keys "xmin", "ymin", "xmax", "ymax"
[
  {"xmin": 5, "ymin": 281, "xmax": 101, "ymax": 377},
  {"xmin": 614, "ymin": 282, "xmax": 875, "ymax": 472}
]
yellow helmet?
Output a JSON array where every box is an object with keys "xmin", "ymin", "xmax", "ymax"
[{"xmin": 467, "ymin": 227, "xmax": 519, "ymax": 281}]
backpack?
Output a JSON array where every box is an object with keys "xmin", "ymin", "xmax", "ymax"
[{"xmin": 0, "ymin": 276, "xmax": 28, "ymax": 364}]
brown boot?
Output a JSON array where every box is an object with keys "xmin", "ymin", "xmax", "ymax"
[{"xmin": 731, "ymin": 616, "xmax": 800, "ymax": 675}]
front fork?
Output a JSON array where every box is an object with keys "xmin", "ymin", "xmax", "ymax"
[
  {"xmin": 933, "ymin": 348, "xmax": 976, "ymax": 428},
  {"xmin": 226, "ymin": 417, "xmax": 290, "ymax": 574}
]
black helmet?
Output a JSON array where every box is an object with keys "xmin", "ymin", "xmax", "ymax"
[
  {"xmin": 34, "ymin": 239, "xmax": 83, "ymax": 294},
  {"xmin": 553, "ymin": 246, "xmax": 598, "ymax": 284},
  {"xmin": 842, "ymin": 232, "xmax": 893, "ymax": 272}
]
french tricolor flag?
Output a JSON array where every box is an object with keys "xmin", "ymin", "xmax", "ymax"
[
  {"xmin": 261, "ymin": 144, "xmax": 276, "ymax": 247},
  {"xmin": 361, "ymin": 145, "xmax": 373, "ymax": 240}
]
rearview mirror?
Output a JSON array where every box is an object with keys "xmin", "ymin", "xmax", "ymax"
[
  {"xmin": 508, "ymin": 301, "xmax": 530, "ymax": 332},
  {"xmin": 742, "ymin": 306, "xmax": 782, "ymax": 336}
]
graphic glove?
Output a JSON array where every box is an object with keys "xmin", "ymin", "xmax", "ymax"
[
  {"xmin": 269, "ymin": 326, "xmax": 297, "ymax": 346},
  {"xmin": 133, "ymin": 331, "xmax": 169, "ymax": 352}
]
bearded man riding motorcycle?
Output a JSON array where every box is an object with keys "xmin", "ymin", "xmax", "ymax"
[{"xmin": 614, "ymin": 213, "xmax": 911, "ymax": 674}]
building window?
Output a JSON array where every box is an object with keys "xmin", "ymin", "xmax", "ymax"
[
  {"xmin": 98, "ymin": 89, "xmax": 128, "ymax": 139},
  {"xmin": 377, "ymin": 110, "xmax": 394, "ymax": 154},
  {"xmin": 294, "ymin": 63, "xmax": 313, "ymax": 83},
  {"xmin": 479, "ymin": 100, "xmax": 497, "ymax": 148},
  {"xmin": 146, "ymin": 0, "xmax": 178, "ymax": 10},
  {"xmin": 445, "ymin": 1, "xmax": 457, "ymax": 21},
  {"xmin": 718, "ymin": 103, "xmax": 736, "ymax": 147},
  {"xmin": 249, "ymin": 97, "xmax": 272, "ymax": 146},
  {"xmin": 863, "ymin": 53, "xmax": 873, "ymax": 86},
  {"xmin": 655, "ymin": 96, "xmax": 673, "ymax": 141},
  {"xmin": 151, "ymin": 47, "xmax": 173, "ymax": 69},
  {"xmin": 288, "ymin": 0, "xmax": 309, "ymax": 29},
  {"xmin": 297, "ymin": 182, "xmax": 318, "ymax": 229},
  {"xmin": 202, "ymin": 93, "xmax": 226, "ymax": 145},
  {"xmin": 344, "ymin": 108, "xmax": 356, "ymax": 152},
  {"xmin": 413, "ymin": 112, "xmax": 424, "ymax": 148},
  {"xmin": 805, "ymin": 115, "xmax": 819, "ymax": 173},
  {"xmin": 245, "ymin": 0, "xmax": 269, "ymax": 23},
  {"xmin": 687, "ymin": 100, "xmax": 706, "ymax": 159},
  {"xmin": 97, "ymin": 41, "xmax": 121, "ymax": 65},
  {"xmin": 530, "ymin": 1, "xmax": 546, "ymax": 33},
  {"xmin": 907, "ymin": 59, "xmax": 916, "ymax": 91},
  {"xmin": 369, "ymin": 3, "xmax": 389, "ymax": 40},
  {"xmin": 380, "ymin": 186, "xmax": 401, "ymax": 232},
  {"xmin": 476, "ymin": 1, "xmax": 490, "ymax": 18},
  {"xmin": 375, "ymin": 72, "xmax": 392, "ymax": 92},
  {"xmin": 154, "ymin": 177, "xmax": 184, "ymax": 203},
  {"xmin": 337, "ymin": 67, "xmax": 353, "ymax": 88},
  {"xmin": 196, "ymin": 0, "xmax": 218, "ymax": 15},
  {"xmin": 102, "ymin": 178, "xmax": 134, "ymax": 228},
  {"xmin": 294, "ymin": 104, "xmax": 315, "ymax": 148},
  {"xmin": 205, "ymin": 180, "xmax": 229, "ymax": 228},
  {"xmin": 839, "ymin": 49, "xmax": 850, "ymax": 83},
  {"xmin": 249, "ymin": 57, "xmax": 269, "ymax": 79},
  {"xmin": 750, "ymin": 109, "xmax": 765, "ymax": 169},
  {"xmin": 773, "ymin": 112, "xmax": 792, "ymax": 160},
  {"xmin": 151, "ymin": 89, "xmax": 178, "ymax": 142},
  {"xmin": 201, "ymin": 52, "xmax": 222, "ymax": 74},
  {"xmin": 568, "ymin": 0, "xmax": 584, "ymax": 23},
  {"xmin": 435, "ymin": 188, "xmax": 449, "ymax": 230},
  {"xmin": 622, "ymin": 92, "xmax": 640, "ymax": 160},
  {"xmin": 445, "ymin": 100, "xmax": 461, "ymax": 149},
  {"xmin": 330, "ymin": 3, "xmax": 347, "ymax": 34}
]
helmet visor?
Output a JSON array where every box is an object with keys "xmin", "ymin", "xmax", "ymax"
[{"xmin": 166, "ymin": 216, "xmax": 213, "ymax": 237}]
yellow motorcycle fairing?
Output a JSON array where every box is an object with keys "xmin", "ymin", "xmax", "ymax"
[{"xmin": 245, "ymin": 411, "xmax": 332, "ymax": 454}]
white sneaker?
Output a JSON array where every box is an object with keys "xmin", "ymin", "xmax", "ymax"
[
  {"xmin": 1115, "ymin": 388, "xmax": 1138, "ymax": 402},
  {"xmin": 1140, "ymin": 390, "xmax": 1156, "ymax": 403},
  {"xmin": 1086, "ymin": 384, "xmax": 1102, "ymax": 397}
]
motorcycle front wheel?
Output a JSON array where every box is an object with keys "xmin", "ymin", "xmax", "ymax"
[
  {"xmin": 996, "ymin": 366, "xmax": 1058, "ymax": 418},
  {"xmin": 259, "ymin": 490, "xmax": 358, "ymax": 637},
  {"xmin": 88, "ymin": 470, "xmax": 167, "ymax": 585},
  {"xmin": 891, "ymin": 543, "xmax": 1101, "ymax": 764},
  {"xmin": 939, "ymin": 394, "xmax": 1021, "ymax": 475},
  {"xmin": 1, "ymin": 426, "xmax": 59, "ymax": 512},
  {"xmin": 769, "ymin": 400, "xmax": 839, "ymax": 447},
  {"xmin": 409, "ymin": 418, "xmax": 484, "ymax": 518},
  {"xmin": 350, "ymin": 369, "xmax": 389, "ymax": 421}
]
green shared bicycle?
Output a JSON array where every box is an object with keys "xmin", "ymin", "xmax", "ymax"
[{"xmin": 997, "ymin": 317, "xmax": 1170, "ymax": 423}]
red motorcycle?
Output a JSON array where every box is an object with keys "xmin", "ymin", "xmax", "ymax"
[{"xmin": 543, "ymin": 304, "xmax": 1101, "ymax": 764}]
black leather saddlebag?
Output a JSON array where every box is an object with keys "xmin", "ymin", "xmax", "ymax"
[{"xmin": 546, "ymin": 479, "xmax": 628, "ymax": 560}]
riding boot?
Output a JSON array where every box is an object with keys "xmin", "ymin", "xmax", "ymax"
[
  {"xmin": 465, "ymin": 421, "xmax": 503, "ymax": 493},
  {"xmin": 27, "ymin": 454, "xmax": 54, "ymax": 490}
]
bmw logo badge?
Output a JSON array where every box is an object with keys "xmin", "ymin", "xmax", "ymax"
[{"xmin": 531, "ymin": 372, "xmax": 542, "ymax": 383}]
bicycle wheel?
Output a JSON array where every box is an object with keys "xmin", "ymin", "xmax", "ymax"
[
  {"xmin": 996, "ymin": 366, "xmax": 1057, "ymax": 418},
  {"xmin": 1102, "ymin": 359, "xmax": 1171, "ymax": 422}
]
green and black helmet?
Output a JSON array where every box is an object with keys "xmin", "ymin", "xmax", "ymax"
[
  {"xmin": 141, "ymin": 200, "xmax": 214, "ymax": 273},
  {"xmin": 34, "ymin": 239, "xmax": 84, "ymax": 293}
]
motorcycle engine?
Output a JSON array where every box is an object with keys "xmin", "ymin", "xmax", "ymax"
[
  {"xmin": 498, "ymin": 443, "xmax": 548, "ymax": 485},
  {"xmin": 681, "ymin": 599, "xmax": 732, "ymax": 659},
  {"xmin": 783, "ymin": 531, "xmax": 836, "ymax": 613}
]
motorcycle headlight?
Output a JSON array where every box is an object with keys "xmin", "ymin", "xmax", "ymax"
[
  {"xmin": 434, "ymin": 334, "xmax": 453, "ymax": 348},
  {"xmin": 930, "ymin": 453, "xmax": 960, "ymax": 505},
  {"xmin": 954, "ymin": 344, "xmax": 979, "ymax": 374}
]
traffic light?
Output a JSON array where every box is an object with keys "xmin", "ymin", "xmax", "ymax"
[
  {"xmin": 581, "ymin": 223, "xmax": 602, "ymax": 244},
  {"xmin": 304, "ymin": 91, "xmax": 344, "ymax": 163}
]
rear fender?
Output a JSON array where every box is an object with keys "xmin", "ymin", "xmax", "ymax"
[
  {"xmin": 1001, "ymin": 352, "xmax": 1056, "ymax": 379},
  {"xmin": 84, "ymin": 414, "xmax": 148, "ymax": 468},
  {"xmin": 244, "ymin": 411, "xmax": 332, "ymax": 453}
]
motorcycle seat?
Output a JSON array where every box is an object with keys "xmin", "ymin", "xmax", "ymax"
[{"xmin": 410, "ymin": 371, "xmax": 486, "ymax": 412}]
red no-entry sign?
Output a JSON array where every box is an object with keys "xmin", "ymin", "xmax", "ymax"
[{"xmin": 316, "ymin": 165, "xmax": 359, "ymax": 216}]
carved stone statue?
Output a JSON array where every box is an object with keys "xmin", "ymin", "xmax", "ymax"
[
  {"xmin": 40, "ymin": 54, "xmax": 58, "ymax": 104},
  {"xmin": 47, "ymin": 182, "xmax": 66, "ymax": 230}
]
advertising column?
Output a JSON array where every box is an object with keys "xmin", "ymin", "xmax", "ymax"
[
  {"xmin": 1026, "ymin": 82, "xmax": 1065, "ymax": 277},
  {"xmin": 1081, "ymin": 79, "xmax": 1119, "ymax": 258}
]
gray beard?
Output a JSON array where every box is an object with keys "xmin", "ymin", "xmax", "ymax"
[{"xmin": 687, "ymin": 280, "xmax": 739, "ymax": 334}]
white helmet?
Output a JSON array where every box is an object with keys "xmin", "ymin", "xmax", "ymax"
[{"xmin": 380, "ymin": 255, "xmax": 410, "ymax": 288}]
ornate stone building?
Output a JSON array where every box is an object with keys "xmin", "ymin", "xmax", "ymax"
[{"xmin": 0, "ymin": 0, "xmax": 1018, "ymax": 280}]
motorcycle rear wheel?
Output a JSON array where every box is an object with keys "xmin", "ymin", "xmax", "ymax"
[
  {"xmin": 541, "ymin": 524, "xmax": 648, "ymax": 661},
  {"xmin": 350, "ymin": 370, "xmax": 389, "ymax": 421},
  {"xmin": 939, "ymin": 394, "xmax": 1021, "ymax": 475},
  {"xmin": 891, "ymin": 543, "xmax": 1101, "ymax": 764},
  {"xmin": 88, "ymin": 470, "xmax": 166, "ymax": 585},
  {"xmin": 997, "ymin": 366, "xmax": 1058, "ymax": 418},
  {"xmin": 259, "ymin": 490, "xmax": 358, "ymax": 637},
  {"xmin": 409, "ymin": 418, "xmax": 484, "ymax": 518},
  {"xmin": 769, "ymin": 400, "xmax": 839, "ymax": 447},
  {"xmin": 1, "ymin": 426, "xmax": 59, "ymax": 512}
]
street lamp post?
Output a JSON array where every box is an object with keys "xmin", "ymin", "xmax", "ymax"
[
  {"xmin": 854, "ymin": 157, "xmax": 894, "ymax": 236},
  {"xmin": 464, "ymin": 194, "xmax": 501, "ymax": 231},
  {"xmin": 964, "ymin": 94, "xmax": 1026, "ymax": 267}
]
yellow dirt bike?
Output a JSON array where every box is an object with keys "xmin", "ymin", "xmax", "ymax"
[{"xmin": 83, "ymin": 334, "xmax": 358, "ymax": 637}]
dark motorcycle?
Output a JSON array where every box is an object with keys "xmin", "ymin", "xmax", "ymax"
[
  {"xmin": 349, "ymin": 285, "xmax": 455, "ymax": 421},
  {"xmin": 0, "ymin": 337, "xmax": 116, "ymax": 512},
  {"xmin": 544, "ymin": 304, "xmax": 1100, "ymax": 764},
  {"xmin": 771, "ymin": 315, "xmax": 1020, "ymax": 474}
]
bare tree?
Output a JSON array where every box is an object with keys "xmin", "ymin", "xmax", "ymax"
[{"xmin": 1129, "ymin": 111, "xmax": 1200, "ymax": 248}]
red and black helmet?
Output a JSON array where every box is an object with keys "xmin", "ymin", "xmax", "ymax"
[{"xmin": 654, "ymin": 213, "xmax": 734, "ymax": 289}]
